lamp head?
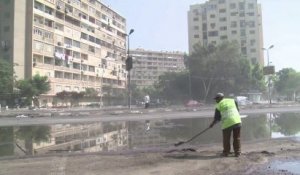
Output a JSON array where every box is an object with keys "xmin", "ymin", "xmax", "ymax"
[{"xmin": 129, "ymin": 29, "xmax": 134, "ymax": 35}]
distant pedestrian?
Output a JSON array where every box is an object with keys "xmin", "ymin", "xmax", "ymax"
[
  {"xmin": 144, "ymin": 94, "xmax": 150, "ymax": 109},
  {"xmin": 209, "ymin": 92, "xmax": 242, "ymax": 157}
]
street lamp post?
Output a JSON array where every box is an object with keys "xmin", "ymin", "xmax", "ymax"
[
  {"xmin": 263, "ymin": 45, "xmax": 274, "ymax": 104},
  {"xmin": 127, "ymin": 29, "xmax": 134, "ymax": 109}
]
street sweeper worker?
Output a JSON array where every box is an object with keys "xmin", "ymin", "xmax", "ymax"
[{"xmin": 209, "ymin": 92, "xmax": 242, "ymax": 157}]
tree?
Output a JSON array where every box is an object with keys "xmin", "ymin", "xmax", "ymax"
[
  {"xmin": 56, "ymin": 90, "xmax": 70, "ymax": 106},
  {"xmin": 70, "ymin": 91, "xmax": 85, "ymax": 106},
  {"xmin": 0, "ymin": 59, "xmax": 14, "ymax": 104},
  {"xmin": 17, "ymin": 74, "xmax": 50, "ymax": 106},
  {"xmin": 155, "ymin": 42, "xmax": 265, "ymax": 103},
  {"xmin": 16, "ymin": 126, "xmax": 51, "ymax": 155},
  {"xmin": 156, "ymin": 72, "xmax": 190, "ymax": 104},
  {"xmin": 274, "ymin": 68, "xmax": 300, "ymax": 100},
  {"xmin": 85, "ymin": 88, "xmax": 98, "ymax": 97}
]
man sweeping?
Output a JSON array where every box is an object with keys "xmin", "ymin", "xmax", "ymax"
[{"xmin": 209, "ymin": 93, "xmax": 242, "ymax": 157}]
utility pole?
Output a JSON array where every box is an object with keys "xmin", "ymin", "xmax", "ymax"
[
  {"xmin": 126, "ymin": 29, "xmax": 134, "ymax": 109},
  {"xmin": 263, "ymin": 45, "xmax": 274, "ymax": 104}
]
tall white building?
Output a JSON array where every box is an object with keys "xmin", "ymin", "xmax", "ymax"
[
  {"xmin": 188, "ymin": 0, "xmax": 264, "ymax": 65},
  {"xmin": 130, "ymin": 49, "xmax": 185, "ymax": 88},
  {"xmin": 0, "ymin": 0, "xmax": 128, "ymax": 106}
]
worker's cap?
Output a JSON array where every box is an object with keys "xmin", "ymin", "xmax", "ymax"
[{"xmin": 214, "ymin": 93, "xmax": 224, "ymax": 99}]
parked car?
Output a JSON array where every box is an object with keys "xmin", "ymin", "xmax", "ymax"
[{"xmin": 184, "ymin": 100, "xmax": 203, "ymax": 107}]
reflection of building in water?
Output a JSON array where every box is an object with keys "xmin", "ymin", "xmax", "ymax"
[
  {"xmin": 31, "ymin": 122, "xmax": 128, "ymax": 154},
  {"xmin": 128, "ymin": 121, "xmax": 167, "ymax": 148}
]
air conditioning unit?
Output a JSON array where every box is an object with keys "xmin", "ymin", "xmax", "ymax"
[
  {"xmin": 57, "ymin": 42, "xmax": 62, "ymax": 46},
  {"xmin": 57, "ymin": 5, "xmax": 61, "ymax": 10},
  {"xmin": 65, "ymin": 9, "xmax": 69, "ymax": 13}
]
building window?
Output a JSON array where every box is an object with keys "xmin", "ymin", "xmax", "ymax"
[
  {"xmin": 220, "ymin": 35, "xmax": 228, "ymax": 40},
  {"xmin": 210, "ymin": 14, "xmax": 215, "ymax": 18},
  {"xmin": 248, "ymin": 3, "xmax": 254, "ymax": 9},
  {"xmin": 247, "ymin": 12, "xmax": 255, "ymax": 16},
  {"xmin": 240, "ymin": 20, "xmax": 246, "ymax": 28},
  {"xmin": 250, "ymin": 48, "xmax": 256, "ymax": 53},
  {"xmin": 249, "ymin": 30, "xmax": 255, "ymax": 34},
  {"xmin": 231, "ymin": 30, "xmax": 237, "ymax": 35},
  {"xmin": 73, "ymin": 51, "xmax": 80, "ymax": 59},
  {"xmin": 73, "ymin": 40, "xmax": 80, "ymax": 48},
  {"xmin": 208, "ymin": 31, "xmax": 218, "ymax": 37},
  {"xmin": 44, "ymin": 57, "xmax": 53, "ymax": 65},
  {"xmin": 81, "ymin": 32, "xmax": 88, "ymax": 40},
  {"xmin": 230, "ymin": 3, "xmax": 236, "ymax": 9},
  {"xmin": 239, "ymin": 2, "xmax": 245, "ymax": 10},
  {"xmin": 219, "ymin": 9, "xmax": 226, "ymax": 13},
  {"xmin": 194, "ymin": 26, "xmax": 199, "ymax": 30},
  {"xmin": 202, "ymin": 23, "xmax": 207, "ymax": 30},
  {"xmin": 33, "ymin": 40, "xmax": 44, "ymax": 52},
  {"xmin": 250, "ymin": 39, "xmax": 256, "ymax": 46},
  {"xmin": 240, "ymin": 29, "xmax": 246, "ymax": 36},
  {"xmin": 219, "ymin": 0, "xmax": 225, "ymax": 4},
  {"xmin": 231, "ymin": 21, "xmax": 237, "ymax": 28},
  {"xmin": 219, "ymin": 17, "xmax": 226, "ymax": 22},
  {"xmin": 231, "ymin": 12, "xmax": 238, "ymax": 16},
  {"xmin": 193, "ymin": 17, "xmax": 199, "ymax": 21},
  {"xmin": 88, "ymin": 46, "xmax": 95, "ymax": 53},
  {"xmin": 241, "ymin": 47, "xmax": 247, "ymax": 55},
  {"xmin": 248, "ymin": 21, "xmax": 255, "ymax": 28},
  {"xmin": 220, "ymin": 26, "xmax": 227, "ymax": 31},
  {"xmin": 194, "ymin": 34, "xmax": 200, "ymax": 38},
  {"xmin": 44, "ymin": 31, "xmax": 53, "ymax": 40}
]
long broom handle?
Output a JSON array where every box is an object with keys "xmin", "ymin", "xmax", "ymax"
[{"xmin": 184, "ymin": 127, "xmax": 210, "ymax": 143}]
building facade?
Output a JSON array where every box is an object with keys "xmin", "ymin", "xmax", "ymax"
[
  {"xmin": 130, "ymin": 49, "xmax": 185, "ymax": 88},
  {"xmin": 188, "ymin": 0, "xmax": 264, "ymax": 65},
  {"xmin": 0, "ymin": 0, "xmax": 128, "ymax": 106}
]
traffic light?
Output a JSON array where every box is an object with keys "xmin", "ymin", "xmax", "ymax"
[{"xmin": 126, "ymin": 56, "xmax": 132, "ymax": 71}]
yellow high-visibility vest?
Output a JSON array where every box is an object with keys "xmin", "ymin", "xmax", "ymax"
[{"xmin": 216, "ymin": 98, "xmax": 241, "ymax": 129}]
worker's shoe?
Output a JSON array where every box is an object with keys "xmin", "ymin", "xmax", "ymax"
[
  {"xmin": 234, "ymin": 153, "xmax": 241, "ymax": 157},
  {"xmin": 220, "ymin": 152, "xmax": 229, "ymax": 157}
]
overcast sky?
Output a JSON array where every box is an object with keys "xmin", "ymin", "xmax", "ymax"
[{"xmin": 102, "ymin": 0, "xmax": 300, "ymax": 71}]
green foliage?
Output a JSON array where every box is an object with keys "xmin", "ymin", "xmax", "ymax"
[
  {"xmin": 56, "ymin": 91, "xmax": 85, "ymax": 106},
  {"xmin": 158, "ymin": 42, "xmax": 265, "ymax": 103},
  {"xmin": 16, "ymin": 126, "xmax": 51, "ymax": 155},
  {"xmin": 274, "ymin": 113, "xmax": 300, "ymax": 136},
  {"xmin": 0, "ymin": 127, "xmax": 14, "ymax": 156},
  {"xmin": 156, "ymin": 72, "xmax": 190, "ymax": 104},
  {"xmin": 85, "ymin": 88, "xmax": 98, "ymax": 97},
  {"xmin": 16, "ymin": 74, "xmax": 50, "ymax": 106},
  {"xmin": 274, "ymin": 68, "xmax": 300, "ymax": 99},
  {"xmin": 0, "ymin": 59, "xmax": 14, "ymax": 97},
  {"xmin": 16, "ymin": 126, "xmax": 51, "ymax": 143}
]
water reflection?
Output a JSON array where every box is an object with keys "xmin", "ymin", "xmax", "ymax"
[{"xmin": 0, "ymin": 112, "xmax": 299, "ymax": 158}]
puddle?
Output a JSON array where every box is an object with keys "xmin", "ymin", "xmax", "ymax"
[
  {"xmin": 0, "ymin": 112, "xmax": 299, "ymax": 158},
  {"xmin": 271, "ymin": 161, "xmax": 300, "ymax": 174}
]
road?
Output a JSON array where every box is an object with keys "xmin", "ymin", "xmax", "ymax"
[{"xmin": 1, "ymin": 105, "xmax": 300, "ymax": 126}]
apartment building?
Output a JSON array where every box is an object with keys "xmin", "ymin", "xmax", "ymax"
[
  {"xmin": 0, "ymin": 0, "xmax": 127, "ymax": 106},
  {"xmin": 188, "ymin": 0, "xmax": 264, "ymax": 65},
  {"xmin": 130, "ymin": 49, "xmax": 185, "ymax": 88}
]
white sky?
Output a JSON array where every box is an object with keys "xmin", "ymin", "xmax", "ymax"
[{"xmin": 102, "ymin": 0, "xmax": 300, "ymax": 71}]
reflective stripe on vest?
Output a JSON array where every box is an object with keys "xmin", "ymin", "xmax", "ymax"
[{"xmin": 216, "ymin": 98, "xmax": 241, "ymax": 129}]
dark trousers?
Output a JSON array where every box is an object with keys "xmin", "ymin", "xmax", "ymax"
[
  {"xmin": 145, "ymin": 103, "xmax": 149, "ymax": 109},
  {"xmin": 222, "ymin": 125, "xmax": 241, "ymax": 155}
]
